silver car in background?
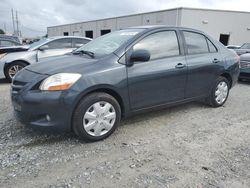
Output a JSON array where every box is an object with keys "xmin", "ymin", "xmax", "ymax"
[
  {"xmin": 234, "ymin": 43, "xmax": 250, "ymax": 56},
  {"xmin": 0, "ymin": 36, "xmax": 91, "ymax": 81},
  {"xmin": 239, "ymin": 53, "xmax": 250, "ymax": 81}
]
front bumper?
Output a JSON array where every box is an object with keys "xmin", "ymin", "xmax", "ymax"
[
  {"xmin": 11, "ymin": 69, "xmax": 78, "ymax": 132},
  {"xmin": 12, "ymin": 91, "xmax": 73, "ymax": 131}
]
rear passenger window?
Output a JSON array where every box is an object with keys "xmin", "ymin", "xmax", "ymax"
[
  {"xmin": 133, "ymin": 31, "xmax": 180, "ymax": 61},
  {"xmin": 207, "ymin": 39, "xmax": 217, "ymax": 53},
  {"xmin": 183, "ymin": 31, "xmax": 209, "ymax": 54}
]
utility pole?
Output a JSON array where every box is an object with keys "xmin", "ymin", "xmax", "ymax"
[
  {"xmin": 16, "ymin": 11, "xmax": 19, "ymax": 36},
  {"xmin": 3, "ymin": 23, "xmax": 7, "ymax": 33},
  {"xmin": 11, "ymin": 8, "xmax": 16, "ymax": 36}
]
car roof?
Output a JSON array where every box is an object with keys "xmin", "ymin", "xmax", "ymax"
[
  {"xmin": 48, "ymin": 36, "xmax": 92, "ymax": 41},
  {"xmin": 127, "ymin": 25, "xmax": 206, "ymax": 34}
]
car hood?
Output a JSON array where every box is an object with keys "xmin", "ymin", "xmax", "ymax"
[
  {"xmin": 0, "ymin": 45, "xmax": 29, "ymax": 54},
  {"xmin": 26, "ymin": 54, "xmax": 98, "ymax": 75}
]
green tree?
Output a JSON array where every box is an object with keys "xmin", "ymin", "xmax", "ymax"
[{"xmin": 0, "ymin": 29, "xmax": 5, "ymax": 34}]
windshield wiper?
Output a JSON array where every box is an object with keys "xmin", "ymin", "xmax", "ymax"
[{"xmin": 73, "ymin": 50, "xmax": 95, "ymax": 58}]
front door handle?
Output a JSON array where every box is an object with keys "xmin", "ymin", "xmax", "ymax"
[
  {"xmin": 175, "ymin": 63, "xmax": 186, "ymax": 69},
  {"xmin": 213, "ymin": 58, "xmax": 220, "ymax": 63}
]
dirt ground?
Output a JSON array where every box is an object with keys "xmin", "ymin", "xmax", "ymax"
[{"xmin": 0, "ymin": 79, "xmax": 249, "ymax": 188}]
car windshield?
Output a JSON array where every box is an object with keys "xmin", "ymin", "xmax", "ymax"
[
  {"xmin": 74, "ymin": 29, "xmax": 144, "ymax": 58},
  {"xmin": 28, "ymin": 38, "xmax": 50, "ymax": 49},
  {"xmin": 241, "ymin": 43, "xmax": 250, "ymax": 49}
]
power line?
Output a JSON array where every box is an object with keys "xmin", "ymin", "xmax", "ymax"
[
  {"xmin": 19, "ymin": 24, "xmax": 46, "ymax": 33},
  {"xmin": 2, "ymin": 8, "xmax": 47, "ymax": 36}
]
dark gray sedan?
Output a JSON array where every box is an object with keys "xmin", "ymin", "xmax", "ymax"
[{"xmin": 11, "ymin": 26, "xmax": 240, "ymax": 141}]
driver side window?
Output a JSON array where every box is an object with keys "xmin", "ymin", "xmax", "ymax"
[{"xmin": 132, "ymin": 31, "xmax": 180, "ymax": 61}]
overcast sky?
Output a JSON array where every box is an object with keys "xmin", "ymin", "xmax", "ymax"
[{"xmin": 0, "ymin": 0, "xmax": 249, "ymax": 37}]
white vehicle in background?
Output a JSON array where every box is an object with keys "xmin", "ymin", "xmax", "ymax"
[
  {"xmin": 0, "ymin": 35, "xmax": 22, "ymax": 48},
  {"xmin": 234, "ymin": 43, "xmax": 250, "ymax": 55},
  {"xmin": 0, "ymin": 36, "xmax": 91, "ymax": 82},
  {"xmin": 226, "ymin": 45, "xmax": 240, "ymax": 50}
]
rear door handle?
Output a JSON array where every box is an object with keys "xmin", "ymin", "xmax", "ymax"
[
  {"xmin": 175, "ymin": 63, "xmax": 186, "ymax": 69},
  {"xmin": 213, "ymin": 58, "xmax": 220, "ymax": 63}
]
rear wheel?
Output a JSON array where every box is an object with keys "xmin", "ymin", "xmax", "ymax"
[
  {"xmin": 207, "ymin": 76, "xmax": 230, "ymax": 107},
  {"xmin": 72, "ymin": 92, "xmax": 121, "ymax": 142},
  {"xmin": 4, "ymin": 61, "xmax": 27, "ymax": 82}
]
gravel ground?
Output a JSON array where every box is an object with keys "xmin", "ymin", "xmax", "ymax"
[{"xmin": 0, "ymin": 79, "xmax": 249, "ymax": 188}]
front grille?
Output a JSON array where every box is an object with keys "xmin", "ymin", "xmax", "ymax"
[
  {"xmin": 11, "ymin": 69, "xmax": 42, "ymax": 94},
  {"xmin": 11, "ymin": 80, "xmax": 27, "ymax": 94},
  {"xmin": 240, "ymin": 61, "xmax": 250, "ymax": 69},
  {"xmin": 13, "ymin": 80, "xmax": 27, "ymax": 86}
]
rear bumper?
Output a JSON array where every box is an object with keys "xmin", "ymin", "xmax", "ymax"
[{"xmin": 230, "ymin": 63, "xmax": 240, "ymax": 87}]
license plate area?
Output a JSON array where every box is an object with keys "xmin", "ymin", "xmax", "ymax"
[{"xmin": 12, "ymin": 101, "xmax": 22, "ymax": 112}]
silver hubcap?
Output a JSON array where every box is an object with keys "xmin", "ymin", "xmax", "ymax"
[
  {"xmin": 215, "ymin": 81, "xmax": 228, "ymax": 104},
  {"xmin": 9, "ymin": 65, "xmax": 23, "ymax": 78},
  {"xmin": 83, "ymin": 101, "xmax": 116, "ymax": 136}
]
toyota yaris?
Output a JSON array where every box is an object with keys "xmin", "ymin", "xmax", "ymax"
[{"xmin": 11, "ymin": 26, "xmax": 240, "ymax": 141}]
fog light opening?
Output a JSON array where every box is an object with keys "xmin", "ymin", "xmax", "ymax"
[{"xmin": 46, "ymin": 115, "xmax": 51, "ymax": 122}]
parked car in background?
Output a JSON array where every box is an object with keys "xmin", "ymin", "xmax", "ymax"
[
  {"xmin": 226, "ymin": 45, "xmax": 240, "ymax": 50},
  {"xmin": 234, "ymin": 43, "xmax": 250, "ymax": 55},
  {"xmin": 239, "ymin": 53, "xmax": 250, "ymax": 81},
  {"xmin": 11, "ymin": 26, "xmax": 240, "ymax": 142},
  {"xmin": 0, "ymin": 35, "xmax": 22, "ymax": 48},
  {"xmin": 0, "ymin": 36, "xmax": 91, "ymax": 81}
]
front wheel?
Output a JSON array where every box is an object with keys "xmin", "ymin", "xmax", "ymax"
[
  {"xmin": 207, "ymin": 76, "xmax": 230, "ymax": 107},
  {"xmin": 4, "ymin": 61, "xmax": 27, "ymax": 82},
  {"xmin": 72, "ymin": 92, "xmax": 121, "ymax": 142}
]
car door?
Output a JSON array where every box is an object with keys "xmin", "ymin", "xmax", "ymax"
[
  {"xmin": 37, "ymin": 38, "xmax": 74, "ymax": 60},
  {"xmin": 127, "ymin": 30, "xmax": 188, "ymax": 110},
  {"xmin": 182, "ymin": 31, "xmax": 223, "ymax": 98}
]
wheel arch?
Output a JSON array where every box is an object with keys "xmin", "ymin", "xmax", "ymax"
[
  {"xmin": 220, "ymin": 72, "xmax": 232, "ymax": 88},
  {"xmin": 72, "ymin": 85, "xmax": 126, "ymax": 118},
  {"xmin": 4, "ymin": 60, "xmax": 30, "ymax": 70},
  {"xmin": 70, "ymin": 85, "xmax": 126, "ymax": 132},
  {"xmin": 87, "ymin": 88, "xmax": 124, "ymax": 114}
]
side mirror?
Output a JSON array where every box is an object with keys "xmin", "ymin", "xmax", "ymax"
[
  {"xmin": 130, "ymin": 49, "xmax": 150, "ymax": 63},
  {"xmin": 39, "ymin": 45, "xmax": 49, "ymax": 51}
]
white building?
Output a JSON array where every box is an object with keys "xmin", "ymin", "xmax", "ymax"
[{"xmin": 47, "ymin": 7, "xmax": 250, "ymax": 45}]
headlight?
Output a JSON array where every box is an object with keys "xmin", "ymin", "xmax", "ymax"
[
  {"xmin": 40, "ymin": 73, "xmax": 82, "ymax": 91},
  {"xmin": 0, "ymin": 53, "xmax": 7, "ymax": 59}
]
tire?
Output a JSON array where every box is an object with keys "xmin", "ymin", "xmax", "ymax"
[
  {"xmin": 4, "ymin": 61, "xmax": 27, "ymax": 82},
  {"xmin": 207, "ymin": 76, "xmax": 230, "ymax": 107},
  {"xmin": 72, "ymin": 92, "xmax": 121, "ymax": 142}
]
